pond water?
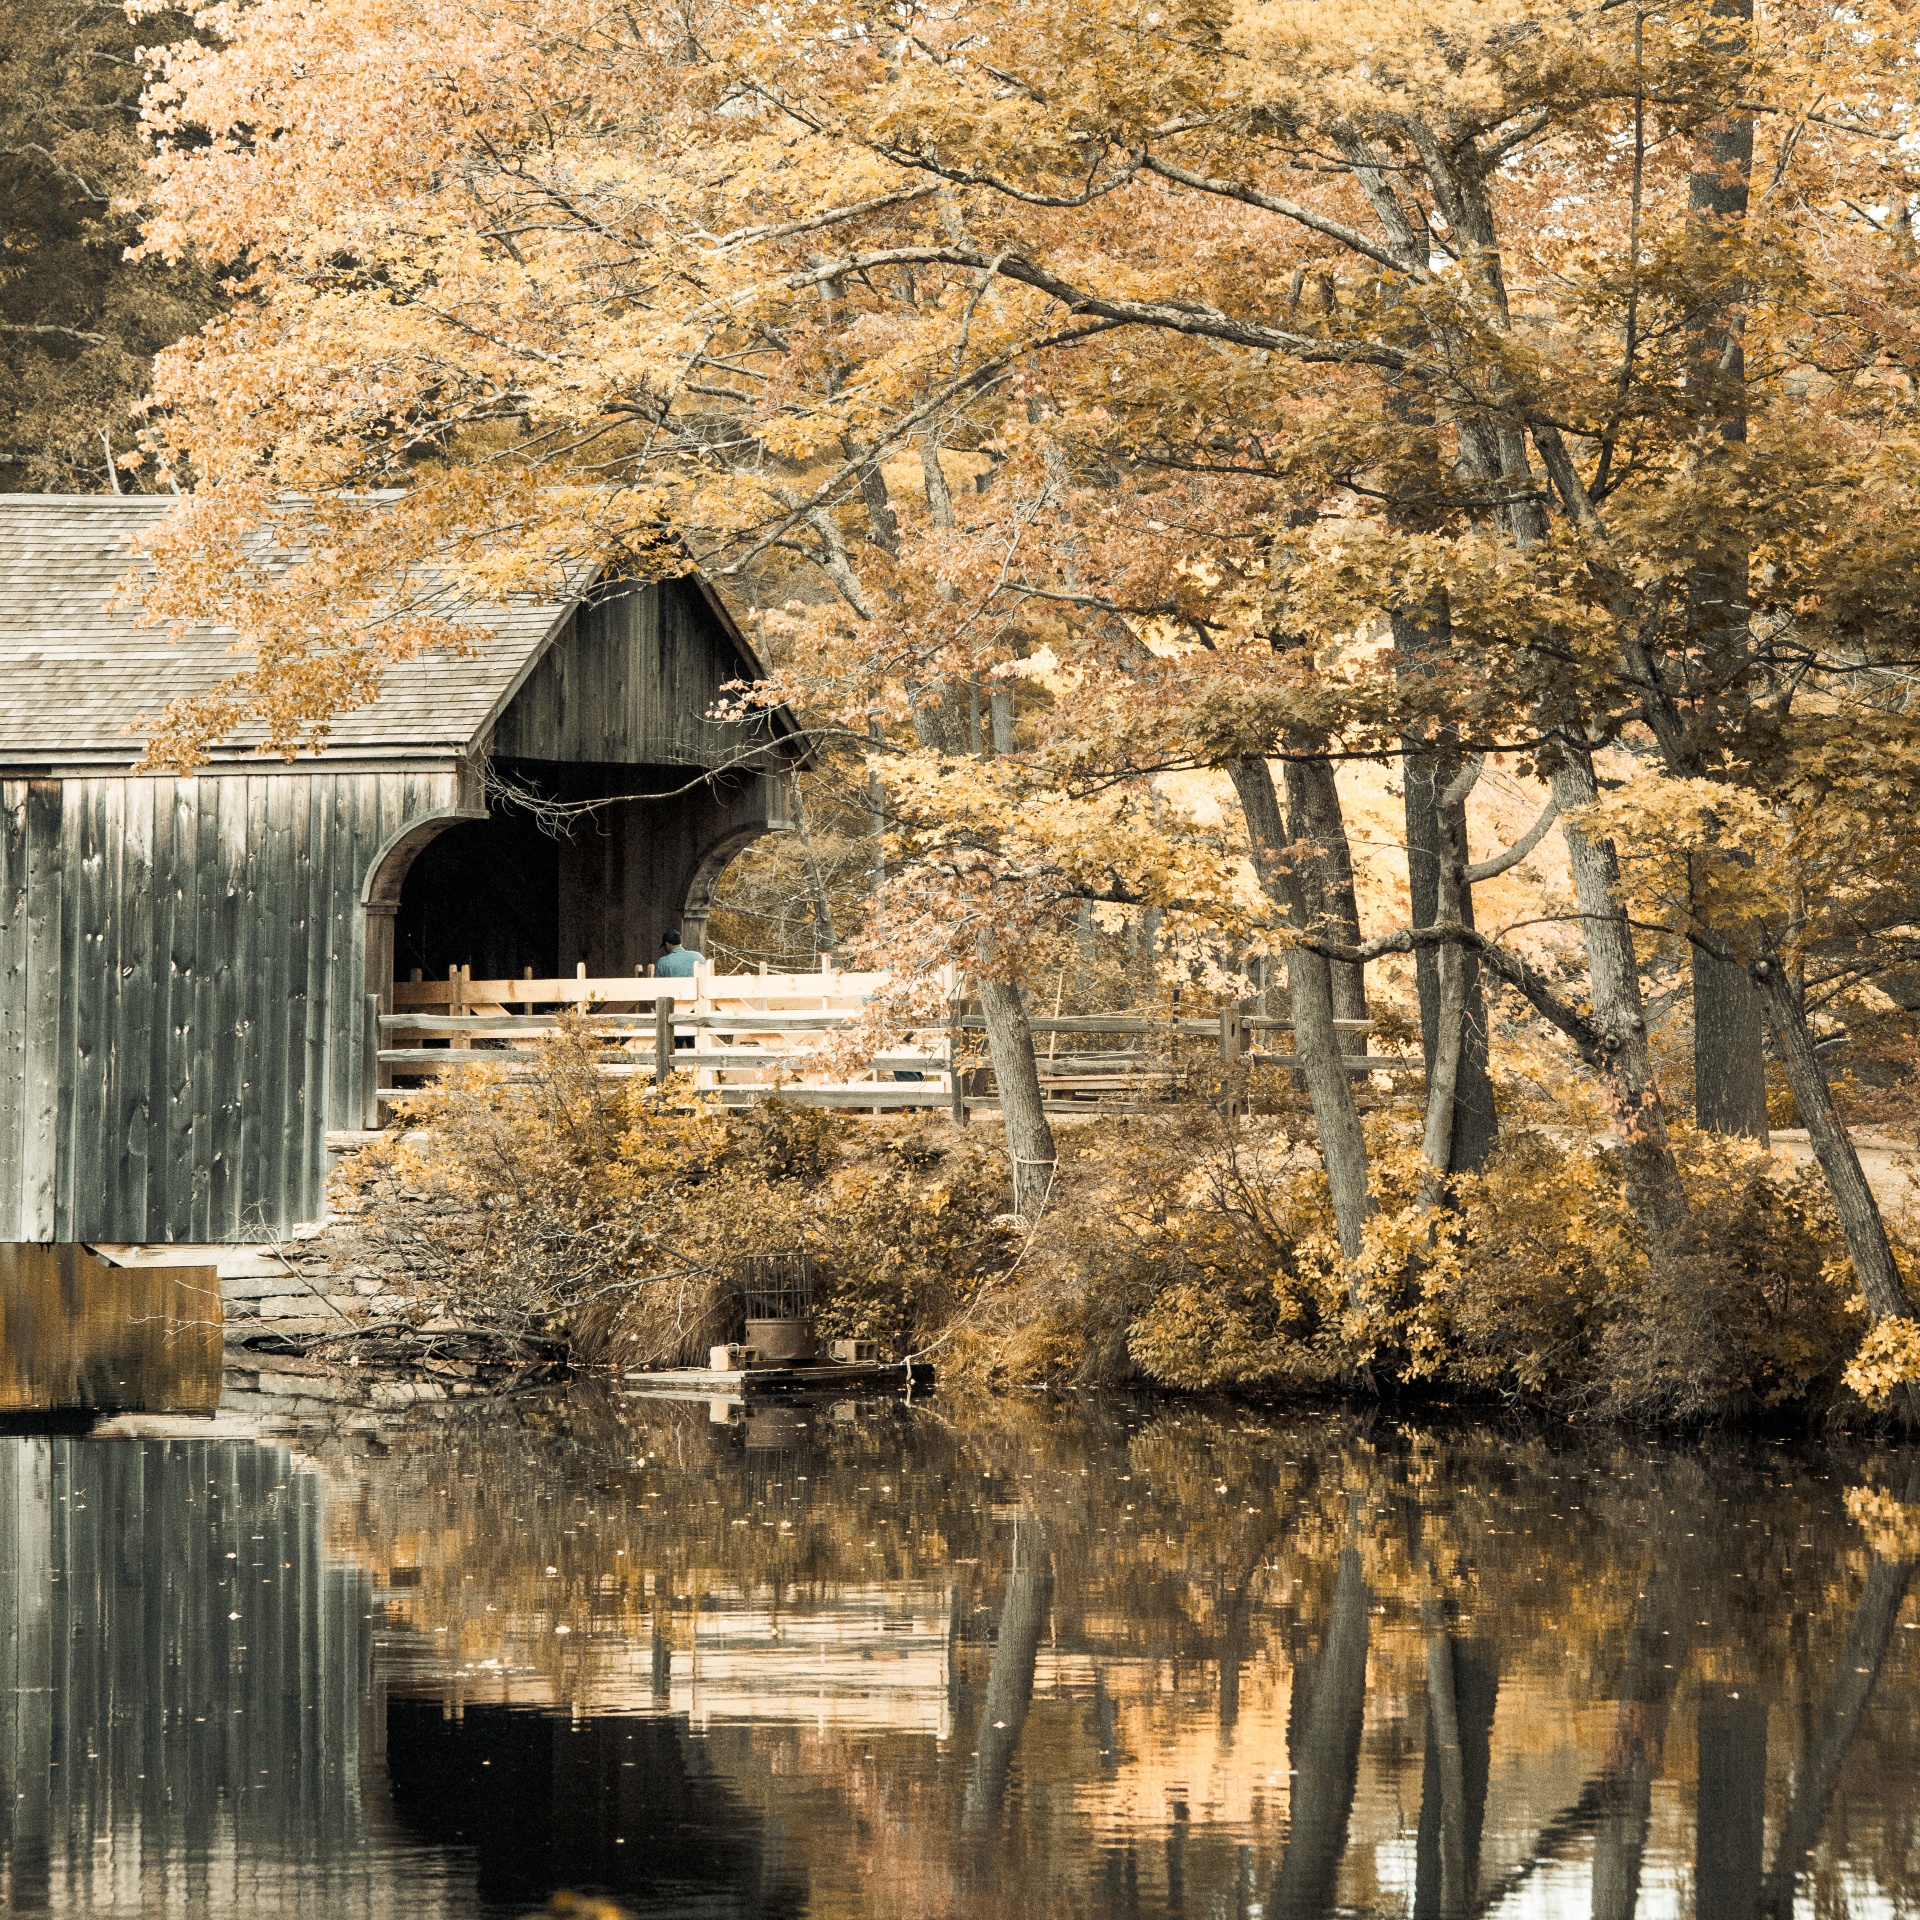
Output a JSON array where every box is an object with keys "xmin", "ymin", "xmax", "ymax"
[{"xmin": 2, "ymin": 1355, "xmax": 1918, "ymax": 1916}]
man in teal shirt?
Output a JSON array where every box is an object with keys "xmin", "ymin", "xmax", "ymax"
[{"xmin": 656, "ymin": 930, "xmax": 704, "ymax": 978}]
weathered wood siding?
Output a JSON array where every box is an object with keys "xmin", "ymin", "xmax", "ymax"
[
  {"xmin": 0, "ymin": 771, "xmax": 463, "ymax": 1244},
  {"xmin": 489, "ymin": 579, "xmax": 777, "ymax": 770}
]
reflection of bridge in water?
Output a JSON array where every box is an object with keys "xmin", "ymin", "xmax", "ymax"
[
  {"xmin": 0, "ymin": 1434, "xmax": 805, "ymax": 1920},
  {"xmin": 0, "ymin": 1436, "xmax": 387, "ymax": 1916},
  {"xmin": 382, "ymin": 1587, "xmax": 954, "ymax": 1739}
]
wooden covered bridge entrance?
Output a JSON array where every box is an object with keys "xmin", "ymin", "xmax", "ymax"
[{"xmin": 0, "ymin": 497, "xmax": 802, "ymax": 1245}]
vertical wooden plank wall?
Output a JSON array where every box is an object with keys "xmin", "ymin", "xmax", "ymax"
[
  {"xmin": 0, "ymin": 769, "xmax": 462, "ymax": 1244},
  {"xmin": 0, "ymin": 788, "xmax": 29, "ymax": 1241},
  {"xmin": 21, "ymin": 784, "xmax": 64, "ymax": 1242},
  {"xmin": 490, "ymin": 579, "xmax": 775, "ymax": 769}
]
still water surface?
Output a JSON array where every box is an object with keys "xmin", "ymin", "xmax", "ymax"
[{"xmin": 2, "ymin": 1369, "xmax": 1918, "ymax": 1918}]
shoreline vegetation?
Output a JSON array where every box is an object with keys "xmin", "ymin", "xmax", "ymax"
[{"xmin": 315, "ymin": 1027, "xmax": 1920, "ymax": 1433}]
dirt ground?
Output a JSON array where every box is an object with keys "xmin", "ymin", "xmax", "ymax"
[{"xmin": 1769, "ymin": 1128, "xmax": 1918, "ymax": 1226}]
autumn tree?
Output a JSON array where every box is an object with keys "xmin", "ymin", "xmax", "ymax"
[{"xmin": 1, "ymin": 0, "xmax": 217, "ymax": 491}]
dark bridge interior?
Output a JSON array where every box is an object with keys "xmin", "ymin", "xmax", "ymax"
[
  {"xmin": 394, "ymin": 759, "xmax": 770, "ymax": 983},
  {"xmin": 395, "ymin": 808, "xmax": 561, "ymax": 982}
]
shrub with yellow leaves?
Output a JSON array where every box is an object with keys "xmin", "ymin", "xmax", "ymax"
[
  {"xmin": 330, "ymin": 1019, "xmax": 1009, "ymax": 1369},
  {"xmin": 1001, "ymin": 1110, "xmax": 1876, "ymax": 1425},
  {"xmin": 1843, "ymin": 1319, "xmax": 1920, "ymax": 1414}
]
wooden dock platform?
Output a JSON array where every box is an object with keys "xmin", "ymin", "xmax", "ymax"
[{"xmin": 623, "ymin": 1359, "xmax": 932, "ymax": 1397}]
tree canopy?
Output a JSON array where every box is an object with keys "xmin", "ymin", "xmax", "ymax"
[{"xmin": 0, "ymin": 0, "xmax": 217, "ymax": 491}]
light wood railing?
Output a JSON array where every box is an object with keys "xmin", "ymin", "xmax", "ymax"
[{"xmin": 365, "ymin": 967, "xmax": 1412, "ymax": 1127}]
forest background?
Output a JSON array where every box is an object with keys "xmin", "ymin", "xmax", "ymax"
[{"xmin": 11, "ymin": 0, "xmax": 1920, "ymax": 1422}]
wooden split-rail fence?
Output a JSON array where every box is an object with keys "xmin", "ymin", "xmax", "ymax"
[{"xmin": 370, "ymin": 964, "xmax": 1414, "ymax": 1125}]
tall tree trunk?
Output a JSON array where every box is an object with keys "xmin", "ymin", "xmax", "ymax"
[
  {"xmin": 1684, "ymin": 0, "xmax": 1770, "ymax": 1138},
  {"xmin": 1753, "ymin": 961, "xmax": 1920, "ymax": 1408},
  {"xmin": 1692, "ymin": 943, "xmax": 1768, "ymax": 1140},
  {"xmin": 1230, "ymin": 756, "xmax": 1372, "ymax": 1259},
  {"xmin": 989, "ymin": 685, "xmax": 1015, "ymax": 753},
  {"xmin": 1416, "ymin": 752, "xmax": 1492, "ymax": 1197},
  {"xmin": 977, "ymin": 967, "xmax": 1058, "ymax": 1222},
  {"xmin": 1271, "ymin": 1546, "xmax": 1371, "ymax": 1918},
  {"xmin": 1549, "ymin": 749, "xmax": 1689, "ymax": 1231},
  {"xmin": 1417, "ymin": 946, "xmax": 1468, "ymax": 1208},
  {"xmin": 1393, "ymin": 604, "xmax": 1499, "ymax": 1171},
  {"xmin": 910, "ymin": 681, "xmax": 972, "ymax": 753},
  {"xmin": 866, "ymin": 717, "xmax": 886, "ymax": 895},
  {"xmin": 919, "ymin": 621, "xmax": 1054, "ymax": 1218},
  {"xmin": 1285, "ymin": 755, "xmax": 1368, "ymax": 1034},
  {"xmin": 787, "ymin": 771, "xmax": 838, "ymax": 959}
]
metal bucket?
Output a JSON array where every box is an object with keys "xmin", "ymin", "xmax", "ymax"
[{"xmin": 745, "ymin": 1317, "xmax": 816, "ymax": 1363}]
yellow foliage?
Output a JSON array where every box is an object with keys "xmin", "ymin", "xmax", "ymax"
[
  {"xmin": 1064, "ymin": 1114, "xmax": 1868, "ymax": 1423},
  {"xmin": 1841, "ymin": 1317, "xmax": 1920, "ymax": 1412},
  {"xmin": 330, "ymin": 1020, "xmax": 1010, "ymax": 1366}
]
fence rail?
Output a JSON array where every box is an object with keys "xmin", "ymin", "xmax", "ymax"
[{"xmin": 368, "ymin": 965, "xmax": 1420, "ymax": 1125}]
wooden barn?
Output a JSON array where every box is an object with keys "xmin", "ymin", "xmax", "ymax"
[{"xmin": 0, "ymin": 496, "xmax": 800, "ymax": 1246}]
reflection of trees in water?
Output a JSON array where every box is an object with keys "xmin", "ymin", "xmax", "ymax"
[
  {"xmin": 1761, "ymin": 1452, "xmax": 1920, "ymax": 1918},
  {"xmin": 293, "ymin": 1394, "xmax": 1920, "ymax": 1919},
  {"xmin": 1413, "ymin": 1627, "xmax": 1497, "ymax": 1918},
  {"xmin": 1698, "ymin": 1686, "xmax": 1768, "ymax": 1920},
  {"xmin": 1271, "ymin": 1535, "xmax": 1370, "ymax": 1919},
  {"xmin": 962, "ymin": 1511, "xmax": 1052, "ymax": 1835}
]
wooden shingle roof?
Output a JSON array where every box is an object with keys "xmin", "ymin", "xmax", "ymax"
[{"xmin": 0, "ymin": 495, "xmax": 578, "ymax": 771}]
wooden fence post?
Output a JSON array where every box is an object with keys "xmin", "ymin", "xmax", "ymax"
[
  {"xmin": 655, "ymin": 995, "xmax": 674, "ymax": 1087},
  {"xmin": 1219, "ymin": 1008, "xmax": 1249, "ymax": 1061},
  {"xmin": 363, "ymin": 993, "xmax": 384, "ymax": 1129},
  {"xmin": 948, "ymin": 994, "xmax": 969, "ymax": 1127}
]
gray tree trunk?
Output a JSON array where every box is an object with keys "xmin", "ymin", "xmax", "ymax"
[
  {"xmin": 1394, "ymin": 603, "xmax": 1498, "ymax": 1172},
  {"xmin": 1692, "ymin": 943, "xmax": 1769, "ymax": 1140},
  {"xmin": 787, "ymin": 772, "xmax": 838, "ymax": 958},
  {"xmin": 910, "ymin": 682, "xmax": 972, "ymax": 754},
  {"xmin": 1682, "ymin": 0, "xmax": 1771, "ymax": 1139},
  {"xmin": 1753, "ymin": 960, "xmax": 1919, "ymax": 1384},
  {"xmin": 1230, "ymin": 756, "xmax": 1373, "ymax": 1259},
  {"xmin": 977, "ymin": 973, "xmax": 1058, "ymax": 1222},
  {"xmin": 916, "ymin": 639, "xmax": 1054, "ymax": 1219},
  {"xmin": 1285, "ymin": 755, "xmax": 1368, "ymax": 1033},
  {"xmin": 866, "ymin": 718, "xmax": 886, "ymax": 894},
  {"xmin": 1548, "ymin": 751, "xmax": 1688, "ymax": 1230},
  {"xmin": 1418, "ymin": 945, "xmax": 1468, "ymax": 1208},
  {"xmin": 989, "ymin": 687, "xmax": 1015, "ymax": 753}
]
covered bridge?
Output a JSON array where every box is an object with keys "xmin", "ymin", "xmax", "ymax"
[{"xmin": 0, "ymin": 496, "xmax": 800, "ymax": 1245}]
